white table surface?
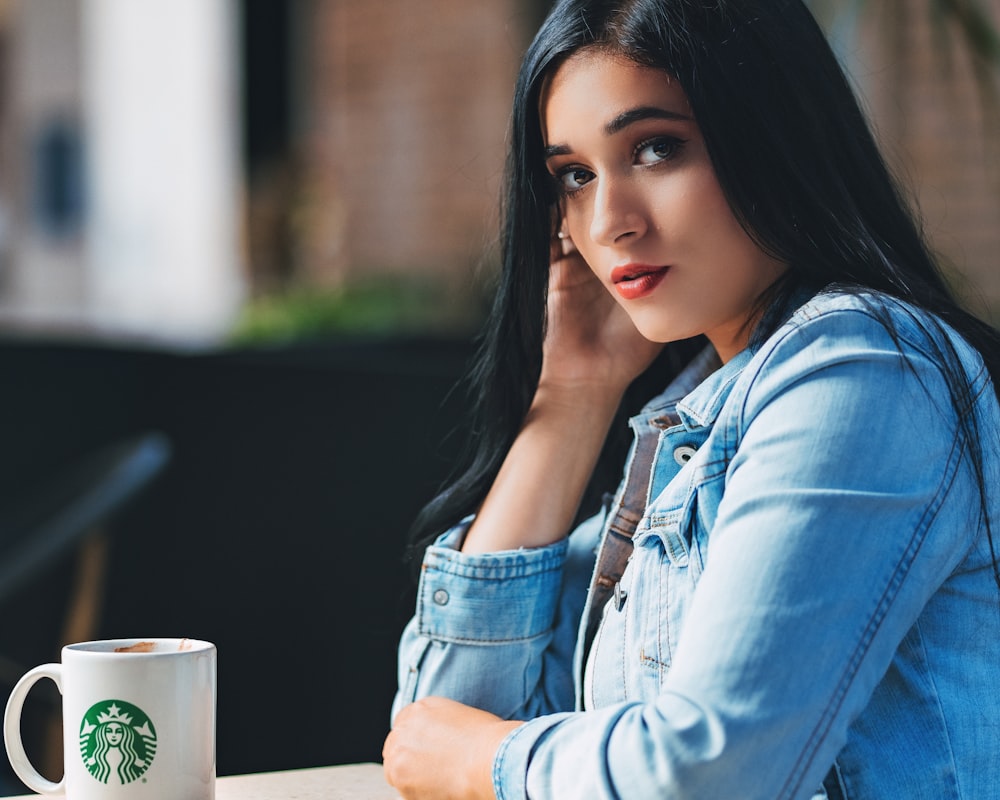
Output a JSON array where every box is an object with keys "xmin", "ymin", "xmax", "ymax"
[{"xmin": 6, "ymin": 763, "xmax": 400, "ymax": 799}]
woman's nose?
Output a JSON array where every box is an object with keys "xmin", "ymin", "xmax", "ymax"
[{"xmin": 589, "ymin": 176, "xmax": 648, "ymax": 246}]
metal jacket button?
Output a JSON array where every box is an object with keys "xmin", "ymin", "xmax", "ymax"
[
  {"xmin": 673, "ymin": 445, "xmax": 698, "ymax": 466},
  {"xmin": 613, "ymin": 581, "xmax": 628, "ymax": 611},
  {"xmin": 432, "ymin": 589, "xmax": 449, "ymax": 606}
]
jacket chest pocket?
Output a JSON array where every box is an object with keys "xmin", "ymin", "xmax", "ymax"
[
  {"xmin": 585, "ymin": 513, "xmax": 701, "ymax": 707},
  {"xmin": 622, "ymin": 470, "xmax": 711, "ymax": 692},
  {"xmin": 629, "ymin": 520, "xmax": 698, "ymax": 684},
  {"xmin": 585, "ymin": 444, "xmax": 717, "ymax": 706}
]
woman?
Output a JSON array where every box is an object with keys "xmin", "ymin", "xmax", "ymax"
[{"xmin": 383, "ymin": 1, "xmax": 1000, "ymax": 798}]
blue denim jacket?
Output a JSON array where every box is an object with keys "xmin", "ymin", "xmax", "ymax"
[{"xmin": 392, "ymin": 290, "xmax": 1000, "ymax": 799}]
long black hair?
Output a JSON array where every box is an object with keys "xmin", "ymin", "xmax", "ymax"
[{"xmin": 408, "ymin": 0, "xmax": 1000, "ymax": 583}]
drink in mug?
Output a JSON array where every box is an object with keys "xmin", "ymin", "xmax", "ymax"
[{"xmin": 4, "ymin": 638, "xmax": 216, "ymax": 799}]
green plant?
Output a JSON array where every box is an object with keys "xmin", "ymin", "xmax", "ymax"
[{"xmin": 229, "ymin": 277, "xmax": 483, "ymax": 344}]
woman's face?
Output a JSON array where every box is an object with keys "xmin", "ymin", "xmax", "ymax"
[{"xmin": 540, "ymin": 49, "xmax": 787, "ymax": 361}]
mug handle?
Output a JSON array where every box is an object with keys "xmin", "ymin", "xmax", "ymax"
[{"xmin": 3, "ymin": 664, "xmax": 65, "ymax": 794}]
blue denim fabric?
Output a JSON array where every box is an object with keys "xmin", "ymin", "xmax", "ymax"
[{"xmin": 392, "ymin": 290, "xmax": 1000, "ymax": 799}]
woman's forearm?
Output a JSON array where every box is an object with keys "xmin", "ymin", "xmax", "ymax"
[{"xmin": 461, "ymin": 383, "xmax": 622, "ymax": 554}]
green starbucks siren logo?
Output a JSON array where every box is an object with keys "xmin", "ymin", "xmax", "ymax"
[{"xmin": 79, "ymin": 700, "xmax": 157, "ymax": 784}]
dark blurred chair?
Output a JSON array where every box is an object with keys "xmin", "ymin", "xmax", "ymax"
[
  {"xmin": 0, "ymin": 432, "xmax": 171, "ymax": 679},
  {"xmin": 0, "ymin": 432, "xmax": 171, "ymax": 606},
  {"xmin": 0, "ymin": 432, "xmax": 171, "ymax": 788}
]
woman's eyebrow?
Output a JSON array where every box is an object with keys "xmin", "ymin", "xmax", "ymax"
[
  {"xmin": 543, "ymin": 143, "xmax": 572, "ymax": 160},
  {"xmin": 543, "ymin": 105, "xmax": 692, "ymax": 160},
  {"xmin": 605, "ymin": 105, "xmax": 691, "ymax": 135}
]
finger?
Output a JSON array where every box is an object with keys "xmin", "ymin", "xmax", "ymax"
[
  {"xmin": 559, "ymin": 230, "xmax": 577, "ymax": 257},
  {"xmin": 551, "ymin": 235, "xmax": 579, "ymax": 267},
  {"xmin": 550, "ymin": 226, "xmax": 564, "ymax": 263}
]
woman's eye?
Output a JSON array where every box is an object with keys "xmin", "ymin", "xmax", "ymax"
[
  {"xmin": 635, "ymin": 137, "xmax": 682, "ymax": 165},
  {"xmin": 557, "ymin": 167, "xmax": 594, "ymax": 192}
]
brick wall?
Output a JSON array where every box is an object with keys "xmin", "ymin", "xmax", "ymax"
[
  {"xmin": 295, "ymin": 0, "xmax": 530, "ymax": 293},
  {"xmin": 854, "ymin": 0, "xmax": 1000, "ymax": 322}
]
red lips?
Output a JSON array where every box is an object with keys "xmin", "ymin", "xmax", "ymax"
[{"xmin": 611, "ymin": 264, "xmax": 669, "ymax": 300}]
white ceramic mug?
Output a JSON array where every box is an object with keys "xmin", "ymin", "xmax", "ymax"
[{"xmin": 4, "ymin": 638, "xmax": 216, "ymax": 799}]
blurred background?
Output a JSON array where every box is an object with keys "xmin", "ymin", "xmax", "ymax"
[{"xmin": 0, "ymin": 0, "xmax": 997, "ymax": 793}]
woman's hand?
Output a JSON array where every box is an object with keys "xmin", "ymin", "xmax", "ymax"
[
  {"xmin": 383, "ymin": 697, "xmax": 522, "ymax": 800},
  {"xmin": 541, "ymin": 229, "xmax": 663, "ymax": 400}
]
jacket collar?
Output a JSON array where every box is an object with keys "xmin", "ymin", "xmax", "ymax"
[
  {"xmin": 635, "ymin": 344, "xmax": 752, "ymax": 432},
  {"xmin": 640, "ymin": 284, "xmax": 820, "ymax": 430},
  {"xmin": 676, "ymin": 347, "xmax": 752, "ymax": 429}
]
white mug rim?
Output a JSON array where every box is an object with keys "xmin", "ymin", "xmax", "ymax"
[{"xmin": 63, "ymin": 638, "xmax": 215, "ymax": 658}]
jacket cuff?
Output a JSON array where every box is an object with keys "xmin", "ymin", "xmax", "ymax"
[
  {"xmin": 493, "ymin": 714, "xmax": 573, "ymax": 800},
  {"xmin": 416, "ymin": 525, "xmax": 568, "ymax": 643}
]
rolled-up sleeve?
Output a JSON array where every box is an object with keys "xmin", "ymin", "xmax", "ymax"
[
  {"xmin": 417, "ymin": 527, "xmax": 568, "ymax": 644},
  {"xmin": 393, "ymin": 512, "xmax": 601, "ymax": 722}
]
